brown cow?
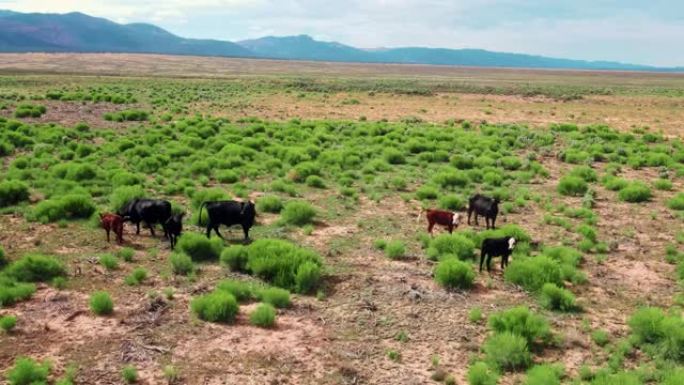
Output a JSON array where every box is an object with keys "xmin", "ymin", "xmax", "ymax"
[
  {"xmin": 100, "ymin": 213, "xmax": 125, "ymax": 244},
  {"xmin": 418, "ymin": 209, "xmax": 462, "ymax": 235}
]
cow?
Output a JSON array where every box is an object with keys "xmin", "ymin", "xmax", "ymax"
[
  {"xmin": 418, "ymin": 209, "xmax": 461, "ymax": 235},
  {"xmin": 165, "ymin": 212, "xmax": 184, "ymax": 250},
  {"xmin": 467, "ymin": 194, "xmax": 500, "ymax": 229},
  {"xmin": 99, "ymin": 213, "xmax": 125, "ymax": 244},
  {"xmin": 118, "ymin": 198, "xmax": 172, "ymax": 238},
  {"xmin": 479, "ymin": 236, "xmax": 516, "ymax": 272},
  {"xmin": 198, "ymin": 200, "xmax": 256, "ymax": 241}
]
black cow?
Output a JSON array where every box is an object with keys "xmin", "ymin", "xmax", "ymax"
[
  {"xmin": 118, "ymin": 198, "xmax": 172, "ymax": 238},
  {"xmin": 165, "ymin": 212, "xmax": 184, "ymax": 249},
  {"xmin": 468, "ymin": 194, "xmax": 500, "ymax": 229},
  {"xmin": 480, "ymin": 236, "xmax": 516, "ymax": 272},
  {"xmin": 199, "ymin": 200, "xmax": 256, "ymax": 241}
]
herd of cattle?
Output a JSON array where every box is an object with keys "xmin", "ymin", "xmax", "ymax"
[{"xmin": 99, "ymin": 194, "xmax": 515, "ymax": 273}]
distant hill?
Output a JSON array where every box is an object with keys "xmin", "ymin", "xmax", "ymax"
[
  {"xmin": 0, "ymin": 10, "xmax": 252, "ymax": 57},
  {"xmin": 0, "ymin": 10, "xmax": 680, "ymax": 72}
]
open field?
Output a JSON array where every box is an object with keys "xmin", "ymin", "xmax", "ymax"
[{"xmin": 1, "ymin": 54, "xmax": 684, "ymax": 385}]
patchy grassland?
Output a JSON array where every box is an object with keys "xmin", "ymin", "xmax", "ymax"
[{"xmin": 0, "ymin": 55, "xmax": 683, "ymax": 384}]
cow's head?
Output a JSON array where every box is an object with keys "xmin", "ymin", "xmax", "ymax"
[
  {"xmin": 451, "ymin": 212, "xmax": 461, "ymax": 226},
  {"xmin": 240, "ymin": 200, "xmax": 256, "ymax": 216},
  {"xmin": 508, "ymin": 237, "xmax": 517, "ymax": 250}
]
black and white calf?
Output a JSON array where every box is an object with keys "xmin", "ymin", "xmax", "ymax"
[{"xmin": 479, "ymin": 236, "xmax": 516, "ymax": 272}]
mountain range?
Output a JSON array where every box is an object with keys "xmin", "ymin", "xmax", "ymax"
[{"xmin": 0, "ymin": 10, "xmax": 679, "ymax": 72}]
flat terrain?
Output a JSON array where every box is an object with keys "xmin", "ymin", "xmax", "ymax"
[{"xmin": 0, "ymin": 54, "xmax": 683, "ymax": 385}]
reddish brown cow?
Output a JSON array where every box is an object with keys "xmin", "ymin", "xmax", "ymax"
[
  {"xmin": 100, "ymin": 213, "xmax": 125, "ymax": 244},
  {"xmin": 419, "ymin": 209, "xmax": 462, "ymax": 235}
]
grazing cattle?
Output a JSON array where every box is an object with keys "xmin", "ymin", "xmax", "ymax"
[
  {"xmin": 419, "ymin": 209, "xmax": 461, "ymax": 235},
  {"xmin": 99, "ymin": 213, "xmax": 124, "ymax": 244},
  {"xmin": 479, "ymin": 236, "xmax": 517, "ymax": 272},
  {"xmin": 165, "ymin": 213, "xmax": 184, "ymax": 249},
  {"xmin": 118, "ymin": 198, "xmax": 172, "ymax": 238},
  {"xmin": 199, "ymin": 200, "xmax": 256, "ymax": 241},
  {"xmin": 467, "ymin": 194, "xmax": 500, "ymax": 229}
]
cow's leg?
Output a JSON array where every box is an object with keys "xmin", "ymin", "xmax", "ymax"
[
  {"xmin": 206, "ymin": 223, "xmax": 212, "ymax": 239},
  {"xmin": 491, "ymin": 215, "xmax": 497, "ymax": 229},
  {"xmin": 427, "ymin": 221, "xmax": 435, "ymax": 235},
  {"xmin": 479, "ymin": 252, "xmax": 485, "ymax": 272},
  {"xmin": 213, "ymin": 225, "xmax": 224, "ymax": 239},
  {"xmin": 467, "ymin": 209, "xmax": 472, "ymax": 225},
  {"xmin": 241, "ymin": 224, "xmax": 250, "ymax": 243},
  {"xmin": 105, "ymin": 228, "xmax": 110, "ymax": 243},
  {"xmin": 146, "ymin": 221, "xmax": 156, "ymax": 237},
  {"xmin": 135, "ymin": 221, "xmax": 141, "ymax": 235},
  {"xmin": 448, "ymin": 224, "xmax": 453, "ymax": 234},
  {"xmin": 487, "ymin": 254, "xmax": 492, "ymax": 272},
  {"xmin": 474, "ymin": 213, "xmax": 479, "ymax": 226}
]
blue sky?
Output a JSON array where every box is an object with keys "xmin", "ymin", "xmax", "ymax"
[{"xmin": 1, "ymin": 0, "xmax": 682, "ymax": 66}]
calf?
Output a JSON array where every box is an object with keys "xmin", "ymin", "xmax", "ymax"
[
  {"xmin": 419, "ymin": 209, "xmax": 461, "ymax": 235},
  {"xmin": 467, "ymin": 194, "xmax": 500, "ymax": 229},
  {"xmin": 118, "ymin": 198, "xmax": 172, "ymax": 238},
  {"xmin": 165, "ymin": 213, "xmax": 184, "ymax": 250},
  {"xmin": 100, "ymin": 213, "xmax": 124, "ymax": 244},
  {"xmin": 199, "ymin": 200, "xmax": 256, "ymax": 241},
  {"xmin": 479, "ymin": 236, "xmax": 516, "ymax": 272}
]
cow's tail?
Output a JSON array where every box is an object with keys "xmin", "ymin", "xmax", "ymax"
[
  {"xmin": 416, "ymin": 207, "xmax": 425, "ymax": 224},
  {"xmin": 198, "ymin": 202, "xmax": 207, "ymax": 226}
]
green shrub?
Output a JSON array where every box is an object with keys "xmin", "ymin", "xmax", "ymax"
[
  {"xmin": 524, "ymin": 364, "xmax": 563, "ymax": 385},
  {"xmin": 668, "ymin": 193, "xmax": 684, "ymax": 211},
  {"xmin": 280, "ymin": 201, "xmax": 317, "ymax": 226},
  {"xmin": 0, "ymin": 277, "xmax": 36, "ymax": 307},
  {"xmin": 105, "ymin": 109, "xmax": 148, "ymax": 122},
  {"xmin": 176, "ymin": 233, "xmax": 223, "ymax": 261},
  {"xmin": 220, "ymin": 245, "xmax": 248, "ymax": 271},
  {"xmin": 628, "ymin": 307, "xmax": 664, "ymax": 344},
  {"xmin": 109, "ymin": 186, "xmax": 145, "ymax": 212},
  {"xmin": 467, "ymin": 362, "xmax": 499, "ymax": 385},
  {"xmin": 504, "ymin": 255, "xmax": 562, "ymax": 292},
  {"xmin": 191, "ymin": 290, "xmax": 239, "ymax": 323},
  {"xmin": 0, "ymin": 315, "xmax": 17, "ymax": 332},
  {"xmin": 439, "ymin": 194, "xmax": 466, "ymax": 210},
  {"xmin": 590, "ymin": 372, "xmax": 641, "ymax": 385},
  {"xmin": 373, "ymin": 239, "xmax": 388, "ymax": 250},
  {"xmin": 295, "ymin": 261, "xmax": 322, "ymax": 294},
  {"xmin": 250, "ymin": 303, "xmax": 277, "ymax": 328},
  {"xmin": 121, "ymin": 365, "xmax": 138, "ymax": 384},
  {"xmin": 216, "ymin": 170, "xmax": 239, "ymax": 183},
  {"xmin": 0, "ymin": 180, "xmax": 30, "ymax": 207},
  {"xmin": 305, "ymin": 175, "xmax": 326, "ymax": 188},
  {"xmin": 484, "ymin": 332, "xmax": 531, "ymax": 371},
  {"xmin": 618, "ymin": 182, "xmax": 652, "ymax": 203},
  {"xmin": 14, "ymin": 103, "xmax": 46, "ymax": 118},
  {"xmin": 256, "ymin": 195, "xmax": 283, "ymax": 213},
  {"xmin": 169, "ymin": 253, "xmax": 194, "ymax": 275},
  {"xmin": 32, "ymin": 194, "xmax": 96, "ymax": 222},
  {"xmin": 415, "ymin": 185, "xmax": 439, "ymax": 200},
  {"xmin": 216, "ymin": 279, "xmax": 255, "ymax": 302},
  {"xmin": 557, "ymin": 176, "xmax": 588, "ymax": 196},
  {"xmin": 603, "ymin": 176, "xmax": 629, "ymax": 191},
  {"xmin": 427, "ymin": 234, "xmax": 475, "ymax": 261},
  {"xmin": 89, "ymin": 291, "xmax": 114, "ymax": 315},
  {"xmin": 125, "ymin": 268, "xmax": 148, "ymax": 286},
  {"xmin": 488, "ymin": 306, "xmax": 552, "ymax": 345},
  {"xmin": 543, "ymin": 246, "xmax": 582, "ymax": 267},
  {"xmin": 4, "ymin": 254, "xmax": 66, "ymax": 282},
  {"xmin": 117, "ymin": 247, "xmax": 135, "ymax": 262},
  {"xmin": 662, "ymin": 368, "xmax": 684, "ymax": 385},
  {"xmin": 469, "ymin": 307, "xmax": 483, "ymax": 323},
  {"xmin": 6, "ymin": 357, "xmax": 51, "ymax": 385},
  {"xmin": 99, "ymin": 254, "xmax": 119, "ymax": 270},
  {"xmin": 245, "ymin": 239, "xmax": 322, "ymax": 291},
  {"xmin": 434, "ymin": 258, "xmax": 475, "ymax": 290},
  {"xmin": 383, "ymin": 148, "xmax": 406, "ymax": 164},
  {"xmin": 257, "ymin": 287, "xmax": 291, "ymax": 308},
  {"xmin": 569, "ymin": 166, "xmax": 598, "ymax": 182},
  {"xmin": 654, "ymin": 179, "xmax": 673, "ymax": 191},
  {"xmin": 591, "ymin": 330, "xmax": 610, "ymax": 346},
  {"xmin": 540, "ymin": 283, "xmax": 578, "ymax": 312},
  {"xmin": 0, "ymin": 245, "xmax": 7, "ymax": 268},
  {"xmin": 51, "ymin": 276, "xmax": 67, "ymax": 290},
  {"xmin": 385, "ymin": 241, "xmax": 406, "ymax": 260}
]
